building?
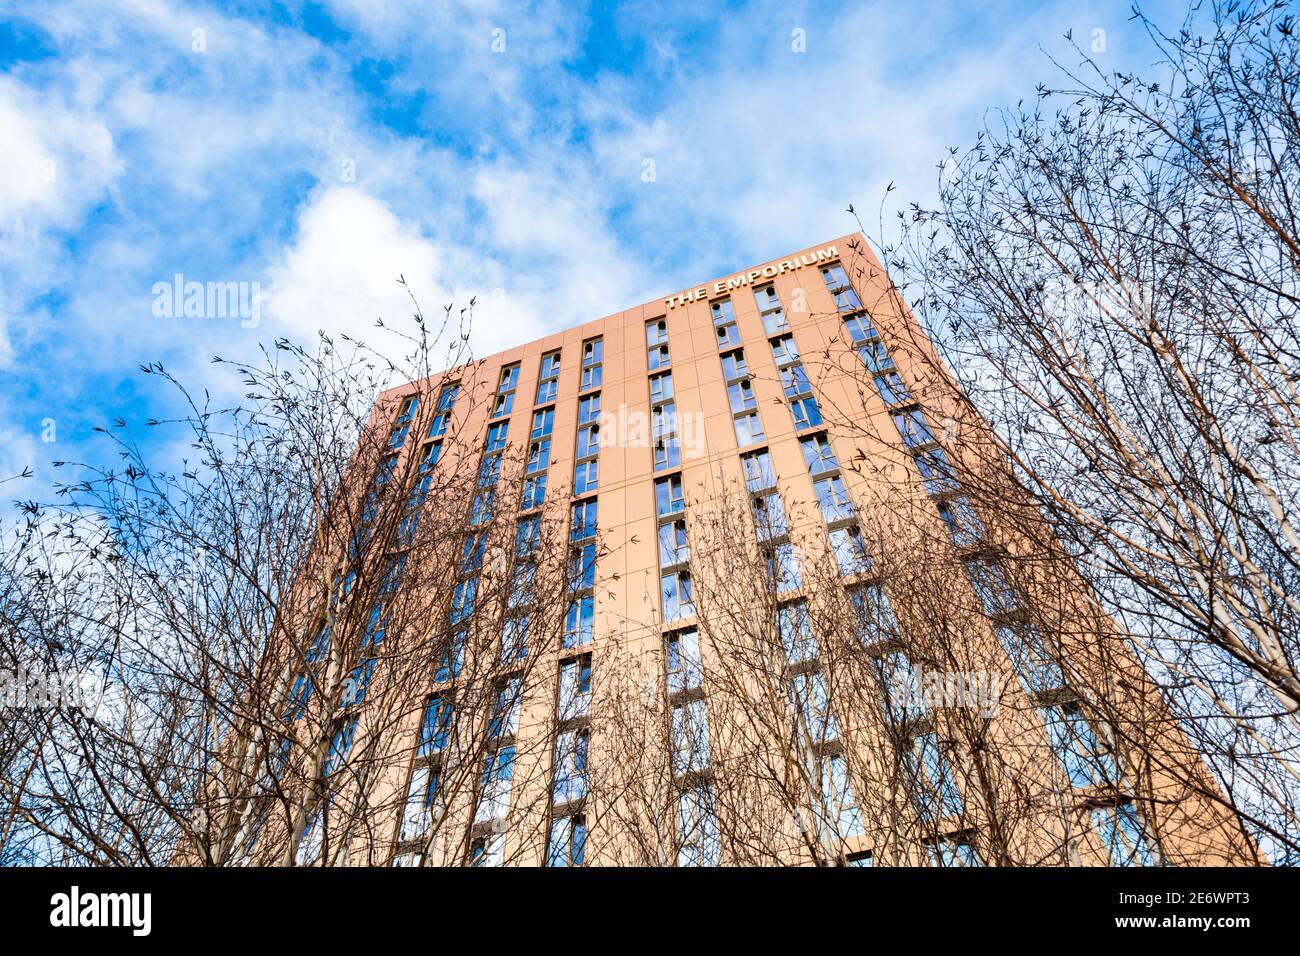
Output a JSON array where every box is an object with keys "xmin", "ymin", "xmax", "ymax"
[{"xmin": 226, "ymin": 234, "xmax": 1256, "ymax": 867}]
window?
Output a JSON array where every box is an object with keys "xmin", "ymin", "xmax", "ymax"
[
  {"xmin": 378, "ymin": 554, "xmax": 407, "ymax": 596},
  {"xmin": 652, "ymin": 400, "xmax": 677, "ymax": 438},
  {"xmin": 710, "ymin": 298, "xmax": 736, "ymax": 326},
  {"xmin": 659, "ymin": 518, "xmax": 690, "ymax": 568},
  {"xmin": 653, "ymin": 436, "xmax": 681, "ymax": 472},
  {"xmin": 878, "ymin": 650, "xmax": 924, "ymax": 722},
  {"xmin": 908, "ymin": 732, "xmax": 964, "ymax": 819},
  {"xmin": 751, "ymin": 491, "xmax": 789, "ymax": 541},
  {"xmin": 389, "ymin": 396, "xmax": 418, "ymax": 449},
  {"xmin": 648, "ymin": 344, "xmax": 671, "ymax": 371},
  {"xmin": 646, "ymin": 318, "xmax": 669, "ymax": 346},
  {"xmin": 435, "ymin": 628, "xmax": 467, "ymax": 683},
  {"xmin": 547, "ymin": 814, "xmax": 587, "ymax": 867},
  {"xmin": 1041, "ymin": 703, "xmax": 1119, "ymax": 788},
  {"xmin": 874, "ymin": 370, "xmax": 911, "ymax": 406},
  {"xmin": 558, "ymin": 653, "xmax": 593, "ymax": 721},
  {"xmin": 342, "ymin": 614, "xmax": 382, "ymax": 706},
  {"xmin": 792, "ymin": 669, "xmax": 838, "ymax": 742},
  {"xmin": 492, "ymin": 363, "xmax": 519, "ymax": 418},
  {"xmin": 418, "ymin": 696, "xmax": 454, "ymax": 756},
  {"xmin": 553, "ymin": 730, "xmax": 590, "ymax": 805},
  {"xmin": 286, "ymin": 621, "xmax": 331, "ymax": 721},
  {"xmin": 770, "ymin": 334, "xmax": 800, "ymax": 366},
  {"xmin": 754, "ymin": 285, "xmax": 788, "ymax": 335},
  {"xmin": 450, "ymin": 577, "xmax": 477, "ymax": 624},
  {"xmin": 564, "ymin": 594, "xmax": 595, "ymax": 648},
  {"xmin": 790, "ymin": 394, "xmax": 823, "ymax": 430},
  {"xmin": 475, "ymin": 745, "xmax": 515, "ymax": 823},
  {"xmin": 661, "ymin": 570, "xmax": 695, "ymax": 622},
  {"xmin": 489, "ymin": 676, "xmax": 523, "ymax": 739},
  {"xmin": 781, "ymin": 363, "xmax": 811, "ymax": 397},
  {"xmin": 502, "ymin": 614, "xmax": 529, "ymax": 662},
  {"xmin": 994, "ymin": 623, "xmax": 1063, "ymax": 695},
  {"xmin": 418, "ymin": 439, "xmax": 442, "ymax": 472},
  {"xmin": 649, "ymin": 371, "xmax": 674, "ymax": 404},
  {"xmin": 571, "ymin": 499, "xmax": 598, "ymax": 542},
  {"xmin": 570, "ymin": 542, "xmax": 597, "ymax": 591},
  {"xmin": 471, "ymin": 490, "xmax": 495, "ymax": 524},
  {"xmin": 914, "ymin": 447, "xmax": 959, "ymax": 494},
  {"xmin": 928, "ymin": 836, "xmax": 981, "ymax": 867},
  {"xmin": 860, "ymin": 338, "xmax": 895, "ymax": 374},
  {"xmin": 477, "ymin": 452, "xmax": 502, "ymax": 488},
  {"xmin": 576, "ymin": 423, "xmax": 600, "ymax": 460},
  {"xmin": 843, "ymin": 315, "xmax": 877, "ymax": 344},
  {"xmin": 485, "ymin": 421, "xmax": 508, "ymax": 452},
  {"xmin": 677, "ymin": 786, "xmax": 720, "ymax": 866},
  {"xmin": 777, "ymin": 601, "xmax": 818, "ymax": 663},
  {"xmin": 800, "ymin": 433, "xmax": 839, "ymax": 475},
  {"xmin": 741, "ymin": 449, "xmax": 776, "ymax": 492},
  {"xmin": 656, "ymin": 475, "xmax": 685, "ymax": 516},
  {"xmin": 1092, "ymin": 803, "xmax": 1159, "ymax": 867},
  {"xmin": 672, "ymin": 698, "xmax": 710, "ymax": 775},
  {"xmin": 820, "ymin": 753, "xmax": 864, "ymax": 838},
  {"xmin": 531, "ymin": 407, "xmax": 555, "ymax": 440},
  {"xmin": 430, "ymin": 384, "xmax": 458, "ymax": 438},
  {"xmin": 400, "ymin": 765, "xmax": 439, "ymax": 842},
  {"xmin": 323, "ymin": 717, "xmax": 358, "ymax": 777},
  {"xmin": 965, "ymin": 559, "xmax": 1018, "ymax": 615},
  {"xmin": 666, "ymin": 628, "xmax": 703, "ymax": 695},
  {"xmin": 580, "ymin": 337, "xmax": 603, "ymax": 390},
  {"xmin": 578, "ymin": 393, "xmax": 601, "ymax": 425},
  {"xmin": 727, "ymin": 379, "xmax": 757, "ymax": 413},
  {"xmin": 516, "ymin": 516, "xmax": 541, "ymax": 557},
  {"xmin": 714, "ymin": 320, "xmax": 741, "ymax": 348},
  {"xmin": 765, "ymin": 541, "xmax": 802, "ymax": 592},
  {"xmin": 469, "ymin": 832, "xmax": 505, "ymax": 867},
  {"xmin": 937, "ymin": 496, "xmax": 985, "ymax": 547},
  {"xmin": 526, "ymin": 439, "xmax": 550, "ymax": 475},
  {"xmin": 521, "ymin": 473, "xmax": 548, "ymax": 510},
  {"xmin": 536, "ymin": 352, "xmax": 561, "ymax": 404},
  {"xmin": 893, "ymin": 407, "xmax": 935, "ymax": 449},
  {"xmin": 733, "ymin": 412, "xmax": 765, "ymax": 447},
  {"xmin": 846, "ymin": 852, "xmax": 873, "ymax": 867},
  {"xmin": 720, "ymin": 349, "xmax": 749, "ymax": 382},
  {"xmin": 574, "ymin": 459, "xmax": 599, "ymax": 494},
  {"xmin": 814, "ymin": 475, "xmax": 855, "ymax": 524},
  {"xmin": 821, "ymin": 263, "xmax": 863, "ymax": 313},
  {"xmin": 296, "ymin": 807, "xmax": 324, "ymax": 865},
  {"xmin": 830, "ymin": 526, "xmax": 872, "ymax": 576}
]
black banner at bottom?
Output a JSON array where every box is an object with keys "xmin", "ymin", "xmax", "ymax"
[{"xmin": 0, "ymin": 865, "xmax": 1282, "ymax": 943}]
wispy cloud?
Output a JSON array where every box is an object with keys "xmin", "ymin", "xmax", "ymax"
[{"xmin": 0, "ymin": 0, "xmax": 1183, "ymax": 494}]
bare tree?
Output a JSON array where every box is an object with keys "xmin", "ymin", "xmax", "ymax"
[{"xmin": 832, "ymin": 0, "xmax": 1299, "ymax": 862}]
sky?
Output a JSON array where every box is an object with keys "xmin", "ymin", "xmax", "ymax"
[{"xmin": 0, "ymin": 0, "xmax": 1186, "ymax": 501}]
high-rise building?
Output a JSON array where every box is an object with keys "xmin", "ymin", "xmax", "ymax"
[{"xmin": 215, "ymin": 234, "xmax": 1255, "ymax": 867}]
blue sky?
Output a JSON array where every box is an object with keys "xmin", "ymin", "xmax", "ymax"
[{"xmin": 0, "ymin": 0, "xmax": 1185, "ymax": 498}]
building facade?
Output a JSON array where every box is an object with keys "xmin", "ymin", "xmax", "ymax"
[{"xmin": 239, "ymin": 234, "xmax": 1255, "ymax": 868}]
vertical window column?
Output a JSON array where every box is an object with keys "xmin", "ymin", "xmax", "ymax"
[{"xmin": 645, "ymin": 321, "xmax": 681, "ymax": 470}]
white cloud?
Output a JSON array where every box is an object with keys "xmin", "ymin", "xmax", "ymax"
[
  {"xmin": 264, "ymin": 186, "xmax": 554, "ymax": 361},
  {"xmin": 267, "ymin": 188, "xmax": 444, "ymax": 343},
  {"xmin": 0, "ymin": 74, "xmax": 124, "ymax": 366}
]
